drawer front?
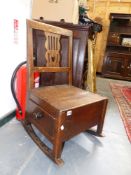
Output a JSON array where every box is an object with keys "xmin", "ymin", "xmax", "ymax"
[
  {"xmin": 106, "ymin": 52, "xmax": 125, "ymax": 58},
  {"xmin": 27, "ymin": 100, "xmax": 56, "ymax": 139},
  {"xmin": 107, "ymin": 32, "xmax": 120, "ymax": 45},
  {"xmin": 61, "ymin": 100, "xmax": 106, "ymax": 141}
]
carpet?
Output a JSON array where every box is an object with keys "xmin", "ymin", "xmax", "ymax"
[
  {"xmin": 110, "ymin": 83, "xmax": 131, "ymax": 143},
  {"xmin": 121, "ymin": 87, "xmax": 131, "ymax": 105}
]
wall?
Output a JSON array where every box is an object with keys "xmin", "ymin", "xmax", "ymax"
[
  {"xmin": 87, "ymin": 0, "xmax": 131, "ymax": 72},
  {"xmin": 32, "ymin": 0, "xmax": 79, "ymax": 24},
  {"xmin": 0, "ymin": 0, "xmax": 32, "ymax": 118}
]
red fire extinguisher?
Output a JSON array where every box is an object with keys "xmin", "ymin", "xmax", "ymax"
[{"xmin": 11, "ymin": 61, "xmax": 40, "ymax": 121}]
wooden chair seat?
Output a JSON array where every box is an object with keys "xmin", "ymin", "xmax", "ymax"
[
  {"xmin": 30, "ymin": 85, "xmax": 106, "ymax": 111},
  {"xmin": 24, "ymin": 20, "xmax": 108, "ymax": 166}
]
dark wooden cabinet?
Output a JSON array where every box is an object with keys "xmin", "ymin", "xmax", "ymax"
[
  {"xmin": 102, "ymin": 13, "xmax": 131, "ymax": 81},
  {"xmin": 102, "ymin": 52, "xmax": 131, "ymax": 80}
]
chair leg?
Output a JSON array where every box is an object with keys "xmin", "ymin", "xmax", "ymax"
[
  {"xmin": 53, "ymin": 141, "xmax": 65, "ymax": 166},
  {"xmin": 86, "ymin": 122, "xmax": 104, "ymax": 137},
  {"xmin": 96, "ymin": 124, "xmax": 104, "ymax": 137},
  {"xmin": 22, "ymin": 120, "xmax": 64, "ymax": 166},
  {"xmin": 86, "ymin": 129, "xmax": 104, "ymax": 137},
  {"xmin": 96, "ymin": 100, "xmax": 108, "ymax": 136}
]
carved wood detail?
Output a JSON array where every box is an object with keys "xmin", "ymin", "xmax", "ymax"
[{"xmin": 45, "ymin": 32, "xmax": 61, "ymax": 67}]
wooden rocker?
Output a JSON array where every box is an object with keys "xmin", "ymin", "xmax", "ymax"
[{"xmin": 24, "ymin": 19, "xmax": 108, "ymax": 166}]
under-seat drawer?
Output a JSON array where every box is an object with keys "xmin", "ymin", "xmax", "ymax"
[
  {"xmin": 61, "ymin": 100, "xmax": 105, "ymax": 141},
  {"xmin": 27, "ymin": 100, "xmax": 56, "ymax": 138}
]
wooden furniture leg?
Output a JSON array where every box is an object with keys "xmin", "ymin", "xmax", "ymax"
[
  {"xmin": 96, "ymin": 100, "xmax": 108, "ymax": 136},
  {"xmin": 53, "ymin": 141, "xmax": 65, "ymax": 165}
]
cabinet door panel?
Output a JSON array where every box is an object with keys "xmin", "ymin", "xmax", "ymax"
[
  {"xmin": 126, "ymin": 58, "xmax": 131, "ymax": 78},
  {"xmin": 103, "ymin": 55, "xmax": 124, "ymax": 77}
]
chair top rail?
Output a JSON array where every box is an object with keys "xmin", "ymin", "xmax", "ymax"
[{"xmin": 27, "ymin": 19, "xmax": 72, "ymax": 37}]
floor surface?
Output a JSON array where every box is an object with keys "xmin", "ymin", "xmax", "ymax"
[{"xmin": 0, "ymin": 77, "xmax": 131, "ymax": 175}]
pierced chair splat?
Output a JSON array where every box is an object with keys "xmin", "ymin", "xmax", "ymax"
[{"xmin": 24, "ymin": 19, "xmax": 108, "ymax": 166}]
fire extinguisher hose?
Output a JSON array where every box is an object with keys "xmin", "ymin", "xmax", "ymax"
[{"xmin": 11, "ymin": 61, "xmax": 27, "ymax": 115}]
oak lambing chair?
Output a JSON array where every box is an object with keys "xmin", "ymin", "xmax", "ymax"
[{"xmin": 24, "ymin": 19, "xmax": 108, "ymax": 166}]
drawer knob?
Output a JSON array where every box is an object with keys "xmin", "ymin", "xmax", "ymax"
[{"xmin": 33, "ymin": 112, "xmax": 43, "ymax": 119}]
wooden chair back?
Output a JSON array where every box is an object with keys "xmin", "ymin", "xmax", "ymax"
[{"xmin": 26, "ymin": 19, "xmax": 73, "ymax": 89}]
